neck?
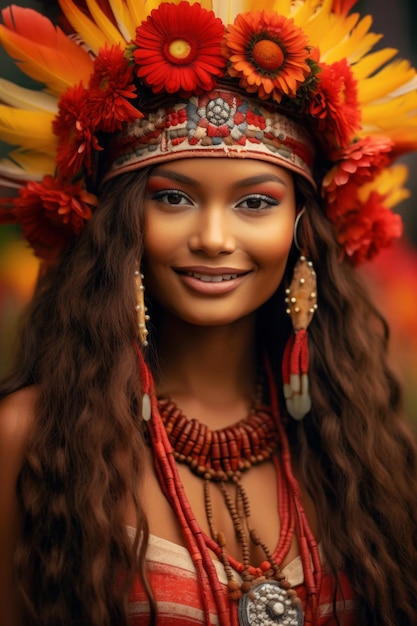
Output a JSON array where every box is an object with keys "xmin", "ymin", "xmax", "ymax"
[{"xmin": 152, "ymin": 313, "xmax": 259, "ymax": 426}]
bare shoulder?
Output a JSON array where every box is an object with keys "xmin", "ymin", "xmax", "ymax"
[
  {"xmin": 0, "ymin": 386, "xmax": 38, "ymax": 625},
  {"xmin": 0, "ymin": 386, "xmax": 38, "ymax": 460}
]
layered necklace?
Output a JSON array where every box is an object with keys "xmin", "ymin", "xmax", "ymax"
[{"xmin": 138, "ymin": 348, "xmax": 322, "ymax": 626}]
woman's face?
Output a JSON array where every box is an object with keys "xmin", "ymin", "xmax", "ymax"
[{"xmin": 143, "ymin": 157, "xmax": 296, "ymax": 326}]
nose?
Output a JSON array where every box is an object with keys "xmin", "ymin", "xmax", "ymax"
[{"xmin": 188, "ymin": 205, "xmax": 235, "ymax": 257}]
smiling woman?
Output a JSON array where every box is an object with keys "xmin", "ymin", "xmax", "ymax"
[
  {"xmin": 0, "ymin": 2, "xmax": 417, "ymax": 626},
  {"xmin": 143, "ymin": 159, "xmax": 296, "ymax": 326}
]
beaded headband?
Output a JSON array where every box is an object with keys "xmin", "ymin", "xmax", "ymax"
[
  {"xmin": 104, "ymin": 88, "xmax": 316, "ymax": 185},
  {"xmin": 0, "ymin": 0, "xmax": 416, "ymax": 265}
]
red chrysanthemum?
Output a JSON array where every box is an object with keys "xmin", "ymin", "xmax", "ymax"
[
  {"xmin": 12, "ymin": 176, "xmax": 97, "ymax": 260},
  {"xmin": 53, "ymin": 84, "xmax": 102, "ymax": 178},
  {"xmin": 88, "ymin": 44, "xmax": 142, "ymax": 132},
  {"xmin": 132, "ymin": 1, "xmax": 226, "ymax": 94},
  {"xmin": 224, "ymin": 10, "xmax": 311, "ymax": 103},
  {"xmin": 335, "ymin": 192, "xmax": 403, "ymax": 265},
  {"xmin": 308, "ymin": 58, "xmax": 360, "ymax": 149},
  {"xmin": 53, "ymin": 83, "xmax": 85, "ymax": 142},
  {"xmin": 323, "ymin": 136, "xmax": 394, "ymax": 219}
]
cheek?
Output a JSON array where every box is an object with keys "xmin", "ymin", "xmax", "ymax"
[
  {"xmin": 143, "ymin": 212, "xmax": 178, "ymax": 264},
  {"xmin": 255, "ymin": 219, "xmax": 294, "ymax": 267}
]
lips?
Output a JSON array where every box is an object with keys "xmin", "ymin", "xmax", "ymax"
[{"xmin": 174, "ymin": 266, "xmax": 250, "ymax": 294}]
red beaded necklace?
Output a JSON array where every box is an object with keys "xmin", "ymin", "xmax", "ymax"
[
  {"xmin": 137, "ymin": 346, "xmax": 322, "ymax": 626},
  {"xmin": 158, "ymin": 396, "xmax": 280, "ymax": 481}
]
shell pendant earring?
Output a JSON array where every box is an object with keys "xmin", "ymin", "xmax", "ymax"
[
  {"xmin": 282, "ymin": 209, "xmax": 318, "ymax": 420},
  {"xmin": 134, "ymin": 268, "xmax": 150, "ymax": 347}
]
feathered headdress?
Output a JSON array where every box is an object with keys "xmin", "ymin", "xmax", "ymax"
[{"xmin": 0, "ymin": 0, "xmax": 416, "ymax": 264}]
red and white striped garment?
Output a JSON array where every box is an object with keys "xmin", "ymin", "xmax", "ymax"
[{"xmin": 127, "ymin": 532, "xmax": 359, "ymax": 625}]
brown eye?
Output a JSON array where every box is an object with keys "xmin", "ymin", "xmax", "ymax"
[
  {"xmin": 166, "ymin": 192, "xmax": 184, "ymax": 205},
  {"xmin": 236, "ymin": 194, "xmax": 279, "ymax": 212},
  {"xmin": 246, "ymin": 197, "xmax": 263, "ymax": 209},
  {"xmin": 151, "ymin": 189, "xmax": 193, "ymax": 206}
]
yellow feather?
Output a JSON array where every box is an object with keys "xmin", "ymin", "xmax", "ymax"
[
  {"xmin": 390, "ymin": 74, "xmax": 417, "ymax": 98},
  {"xmin": 297, "ymin": 4, "xmax": 339, "ymax": 50},
  {"xmin": 353, "ymin": 48, "xmax": 398, "ymax": 81},
  {"xmin": 134, "ymin": 0, "xmax": 181, "ymax": 21},
  {"xmin": 361, "ymin": 98, "xmax": 417, "ymax": 134},
  {"xmin": 290, "ymin": 0, "xmax": 330, "ymax": 35},
  {"xmin": 107, "ymin": 0, "xmax": 136, "ymax": 40},
  {"xmin": 358, "ymin": 165, "xmax": 410, "ymax": 208},
  {"xmin": 290, "ymin": 0, "xmax": 328, "ymax": 30},
  {"xmin": 124, "ymin": 0, "xmax": 148, "ymax": 26},
  {"xmin": 381, "ymin": 165, "xmax": 412, "ymax": 208},
  {"xmin": 0, "ymin": 106, "xmax": 56, "ymax": 153},
  {"xmin": 323, "ymin": 15, "xmax": 382, "ymax": 65},
  {"xmin": 58, "ymin": 0, "xmax": 107, "ymax": 53},
  {"xmin": 0, "ymin": 151, "xmax": 55, "ymax": 182},
  {"xmin": 83, "ymin": 0, "xmax": 125, "ymax": 46},
  {"xmin": 270, "ymin": 0, "xmax": 293, "ymax": 17},
  {"xmin": 0, "ymin": 79, "xmax": 58, "ymax": 113},
  {"xmin": 359, "ymin": 60, "xmax": 417, "ymax": 104}
]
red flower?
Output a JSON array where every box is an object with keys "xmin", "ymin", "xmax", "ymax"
[
  {"xmin": 323, "ymin": 136, "xmax": 394, "ymax": 219},
  {"xmin": 224, "ymin": 10, "xmax": 311, "ymax": 103},
  {"xmin": 88, "ymin": 44, "xmax": 142, "ymax": 132},
  {"xmin": 132, "ymin": 1, "xmax": 226, "ymax": 94},
  {"xmin": 12, "ymin": 176, "xmax": 97, "ymax": 260},
  {"xmin": 53, "ymin": 84, "xmax": 102, "ymax": 178},
  {"xmin": 308, "ymin": 58, "xmax": 360, "ymax": 149},
  {"xmin": 335, "ymin": 192, "xmax": 403, "ymax": 265}
]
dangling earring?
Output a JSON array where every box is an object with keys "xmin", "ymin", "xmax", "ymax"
[
  {"xmin": 282, "ymin": 208, "xmax": 318, "ymax": 420},
  {"xmin": 134, "ymin": 268, "xmax": 150, "ymax": 347}
]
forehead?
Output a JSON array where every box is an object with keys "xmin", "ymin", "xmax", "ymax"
[{"xmin": 148, "ymin": 157, "xmax": 294, "ymax": 188}]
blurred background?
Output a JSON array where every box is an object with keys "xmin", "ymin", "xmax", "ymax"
[{"xmin": 0, "ymin": 0, "xmax": 416, "ymax": 421}]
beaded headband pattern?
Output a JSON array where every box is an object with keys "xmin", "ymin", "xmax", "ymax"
[
  {"xmin": 0, "ymin": 0, "xmax": 416, "ymax": 264},
  {"xmin": 104, "ymin": 88, "xmax": 316, "ymax": 184}
]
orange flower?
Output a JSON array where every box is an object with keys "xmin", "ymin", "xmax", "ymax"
[
  {"xmin": 224, "ymin": 11, "xmax": 311, "ymax": 103},
  {"xmin": 132, "ymin": 1, "xmax": 226, "ymax": 95},
  {"xmin": 12, "ymin": 176, "xmax": 97, "ymax": 261}
]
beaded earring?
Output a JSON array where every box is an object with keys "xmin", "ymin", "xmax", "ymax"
[
  {"xmin": 134, "ymin": 268, "xmax": 150, "ymax": 347},
  {"xmin": 282, "ymin": 209, "xmax": 318, "ymax": 420}
]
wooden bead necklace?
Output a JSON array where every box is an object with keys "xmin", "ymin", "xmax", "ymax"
[
  {"xmin": 157, "ymin": 396, "xmax": 280, "ymax": 481},
  {"xmin": 136, "ymin": 345, "xmax": 322, "ymax": 626}
]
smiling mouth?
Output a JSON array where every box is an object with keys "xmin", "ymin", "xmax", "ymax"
[{"xmin": 185, "ymin": 271, "xmax": 239, "ymax": 282}]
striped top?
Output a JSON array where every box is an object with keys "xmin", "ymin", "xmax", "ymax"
[{"xmin": 127, "ymin": 532, "xmax": 358, "ymax": 625}]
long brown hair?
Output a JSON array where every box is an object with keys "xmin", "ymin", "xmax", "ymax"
[{"xmin": 1, "ymin": 168, "xmax": 417, "ymax": 625}]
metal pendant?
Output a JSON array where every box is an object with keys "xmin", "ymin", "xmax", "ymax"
[{"xmin": 238, "ymin": 580, "xmax": 304, "ymax": 626}]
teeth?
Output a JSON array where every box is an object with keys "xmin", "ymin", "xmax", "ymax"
[{"xmin": 187, "ymin": 272, "xmax": 238, "ymax": 282}]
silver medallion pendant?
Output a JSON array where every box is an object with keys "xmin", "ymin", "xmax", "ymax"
[{"xmin": 238, "ymin": 580, "xmax": 304, "ymax": 626}]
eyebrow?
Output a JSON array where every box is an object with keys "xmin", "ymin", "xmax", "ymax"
[{"xmin": 148, "ymin": 168, "xmax": 289, "ymax": 188}]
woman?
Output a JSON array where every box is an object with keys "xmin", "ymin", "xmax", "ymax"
[{"xmin": 0, "ymin": 1, "xmax": 416, "ymax": 625}]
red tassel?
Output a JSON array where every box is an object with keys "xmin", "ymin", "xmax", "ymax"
[{"xmin": 282, "ymin": 329, "xmax": 311, "ymax": 420}]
